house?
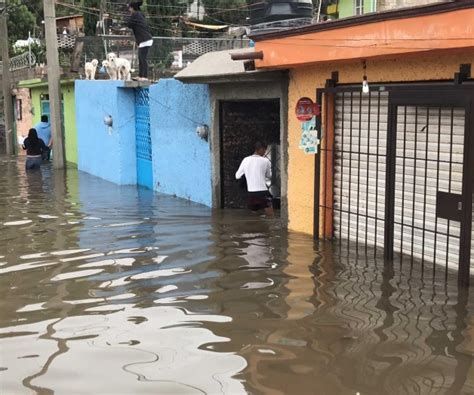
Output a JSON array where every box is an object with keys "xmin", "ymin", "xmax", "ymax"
[
  {"xmin": 326, "ymin": 0, "xmax": 447, "ymax": 19},
  {"xmin": 250, "ymin": 1, "xmax": 474, "ymax": 284},
  {"xmin": 56, "ymin": 14, "xmax": 84, "ymax": 35},
  {"xmin": 16, "ymin": 78, "xmax": 78, "ymax": 165}
]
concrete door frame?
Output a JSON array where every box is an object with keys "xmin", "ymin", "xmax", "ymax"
[{"xmin": 209, "ymin": 76, "xmax": 289, "ymax": 221}]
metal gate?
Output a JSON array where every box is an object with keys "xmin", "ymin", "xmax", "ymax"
[
  {"xmin": 135, "ymin": 88, "xmax": 153, "ymax": 189},
  {"xmin": 316, "ymin": 83, "xmax": 474, "ymax": 286}
]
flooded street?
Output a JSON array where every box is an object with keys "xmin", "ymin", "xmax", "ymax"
[{"xmin": 0, "ymin": 157, "xmax": 473, "ymax": 395}]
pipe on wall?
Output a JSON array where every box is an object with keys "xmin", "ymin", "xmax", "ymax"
[{"xmin": 231, "ymin": 51, "xmax": 264, "ymax": 61}]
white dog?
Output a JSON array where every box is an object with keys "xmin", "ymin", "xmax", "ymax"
[
  {"xmin": 102, "ymin": 60, "xmax": 117, "ymax": 80},
  {"xmin": 107, "ymin": 52, "xmax": 131, "ymax": 81},
  {"xmin": 84, "ymin": 59, "xmax": 98, "ymax": 80}
]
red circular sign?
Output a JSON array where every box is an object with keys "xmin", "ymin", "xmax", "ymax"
[{"xmin": 296, "ymin": 97, "xmax": 318, "ymax": 122}]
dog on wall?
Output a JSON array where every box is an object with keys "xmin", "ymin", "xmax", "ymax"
[
  {"xmin": 84, "ymin": 59, "xmax": 99, "ymax": 80},
  {"xmin": 102, "ymin": 60, "xmax": 117, "ymax": 80},
  {"xmin": 107, "ymin": 53, "xmax": 131, "ymax": 81}
]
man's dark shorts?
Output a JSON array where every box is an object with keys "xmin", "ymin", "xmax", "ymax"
[{"xmin": 247, "ymin": 191, "xmax": 273, "ymax": 211}]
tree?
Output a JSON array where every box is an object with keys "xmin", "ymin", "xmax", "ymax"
[
  {"xmin": 145, "ymin": 0, "xmax": 189, "ymax": 37},
  {"xmin": 83, "ymin": 0, "xmax": 100, "ymax": 36},
  {"xmin": 6, "ymin": 0, "xmax": 37, "ymax": 46},
  {"xmin": 21, "ymin": 0, "xmax": 43, "ymax": 27}
]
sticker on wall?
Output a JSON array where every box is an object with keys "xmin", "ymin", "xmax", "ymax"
[
  {"xmin": 299, "ymin": 117, "xmax": 320, "ymax": 155},
  {"xmin": 295, "ymin": 97, "xmax": 320, "ymax": 122}
]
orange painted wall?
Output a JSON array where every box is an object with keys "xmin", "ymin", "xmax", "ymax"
[
  {"xmin": 287, "ymin": 50, "xmax": 474, "ymax": 236},
  {"xmin": 255, "ymin": 7, "xmax": 474, "ymax": 69}
]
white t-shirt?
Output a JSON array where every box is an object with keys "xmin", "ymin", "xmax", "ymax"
[
  {"xmin": 139, "ymin": 39, "xmax": 153, "ymax": 48},
  {"xmin": 235, "ymin": 155, "xmax": 272, "ymax": 192}
]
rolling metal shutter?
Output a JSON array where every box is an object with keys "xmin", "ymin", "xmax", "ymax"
[
  {"xmin": 333, "ymin": 91, "xmax": 388, "ymax": 250},
  {"xmin": 393, "ymin": 106, "xmax": 465, "ymax": 269},
  {"xmin": 333, "ymin": 91, "xmax": 467, "ymax": 270}
]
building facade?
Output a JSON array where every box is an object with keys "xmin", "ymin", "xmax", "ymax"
[
  {"xmin": 328, "ymin": 0, "xmax": 446, "ymax": 18},
  {"xmin": 252, "ymin": 2, "xmax": 474, "ymax": 284},
  {"xmin": 18, "ymin": 79, "xmax": 78, "ymax": 164}
]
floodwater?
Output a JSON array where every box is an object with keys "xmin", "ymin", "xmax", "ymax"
[{"xmin": 0, "ymin": 157, "xmax": 473, "ymax": 395}]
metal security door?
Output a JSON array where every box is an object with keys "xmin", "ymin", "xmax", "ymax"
[
  {"xmin": 135, "ymin": 88, "xmax": 153, "ymax": 189},
  {"xmin": 386, "ymin": 89, "xmax": 473, "ymax": 285},
  {"xmin": 333, "ymin": 90, "xmax": 389, "ymax": 250},
  {"xmin": 317, "ymin": 83, "xmax": 473, "ymax": 286}
]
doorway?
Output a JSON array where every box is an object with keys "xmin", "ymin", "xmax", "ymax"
[{"xmin": 219, "ymin": 100, "xmax": 281, "ymax": 209}]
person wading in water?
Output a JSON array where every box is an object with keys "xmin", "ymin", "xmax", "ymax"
[
  {"xmin": 235, "ymin": 142, "xmax": 274, "ymax": 216},
  {"xmin": 22, "ymin": 128, "xmax": 50, "ymax": 170},
  {"xmin": 126, "ymin": 1, "xmax": 153, "ymax": 81}
]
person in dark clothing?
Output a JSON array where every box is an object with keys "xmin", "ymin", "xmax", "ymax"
[
  {"xmin": 22, "ymin": 128, "xmax": 50, "ymax": 170},
  {"xmin": 126, "ymin": 1, "xmax": 153, "ymax": 80}
]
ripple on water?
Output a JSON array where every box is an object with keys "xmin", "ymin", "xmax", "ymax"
[
  {"xmin": 78, "ymin": 258, "xmax": 135, "ymax": 268},
  {"xmin": 3, "ymin": 220, "xmax": 33, "ymax": 226},
  {"xmin": 156, "ymin": 285, "xmax": 178, "ymax": 294},
  {"xmin": 51, "ymin": 269, "xmax": 104, "ymax": 282}
]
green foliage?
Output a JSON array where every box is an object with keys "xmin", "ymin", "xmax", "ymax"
[
  {"xmin": 11, "ymin": 42, "xmax": 47, "ymax": 64},
  {"xmin": 83, "ymin": 0, "xmax": 100, "ymax": 36},
  {"xmin": 6, "ymin": 0, "xmax": 37, "ymax": 45}
]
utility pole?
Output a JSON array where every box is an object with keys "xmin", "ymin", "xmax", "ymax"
[
  {"xmin": 0, "ymin": 1, "xmax": 15, "ymax": 155},
  {"xmin": 43, "ymin": 0, "xmax": 65, "ymax": 169},
  {"xmin": 99, "ymin": 0, "xmax": 108, "ymax": 55}
]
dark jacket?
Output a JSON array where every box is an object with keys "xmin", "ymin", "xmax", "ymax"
[
  {"xmin": 126, "ymin": 12, "xmax": 152, "ymax": 44},
  {"xmin": 23, "ymin": 137, "xmax": 49, "ymax": 156}
]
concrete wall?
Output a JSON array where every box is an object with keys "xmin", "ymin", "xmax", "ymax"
[
  {"xmin": 14, "ymin": 88, "xmax": 33, "ymax": 150},
  {"xmin": 338, "ymin": 0, "xmax": 442, "ymax": 18},
  {"xmin": 377, "ymin": 0, "xmax": 446, "ymax": 12},
  {"xmin": 75, "ymin": 80, "xmax": 136, "ymax": 185},
  {"xmin": 286, "ymin": 51, "xmax": 474, "ymax": 236},
  {"xmin": 210, "ymin": 76, "xmax": 288, "ymax": 218},
  {"xmin": 338, "ymin": 0, "xmax": 373, "ymax": 18},
  {"xmin": 63, "ymin": 83, "xmax": 78, "ymax": 165},
  {"xmin": 150, "ymin": 79, "xmax": 212, "ymax": 206}
]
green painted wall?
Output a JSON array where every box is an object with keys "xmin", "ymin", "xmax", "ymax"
[
  {"xmin": 63, "ymin": 84, "xmax": 78, "ymax": 165},
  {"xmin": 29, "ymin": 82, "xmax": 78, "ymax": 165},
  {"xmin": 338, "ymin": 0, "xmax": 374, "ymax": 18}
]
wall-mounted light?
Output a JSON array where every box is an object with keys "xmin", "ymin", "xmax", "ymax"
[
  {"xmin": 362, "ymin": 60, "xmax": 369, "ymax": 94},
  {"xmin": 362, "ymin": 76, "xmax": 370, "ymax": 94},
  {"xmin": 196, "ymin": 124, "xmax": 209, "ymax": 142},
  {"xmin": 104, "ymin": 115, "xmax": 113, "ymax": 135}
]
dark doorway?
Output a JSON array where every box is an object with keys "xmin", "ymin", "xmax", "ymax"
[{"xmin": 220, "ymin": 100, "xmax": 280, "ymax": 209}]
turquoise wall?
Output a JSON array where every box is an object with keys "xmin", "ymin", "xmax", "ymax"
[
  {"xmin": 75, "ymin": 81, "xmax": 137, "ymax": 185},
  {"xmin": 150, "ymin": 79, "xmax": 212, "ymax": 207}
]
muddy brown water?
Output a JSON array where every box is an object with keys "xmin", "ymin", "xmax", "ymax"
[{"xmin": 0, "ymin": 157, "xmax": 473, "ymax": 395}]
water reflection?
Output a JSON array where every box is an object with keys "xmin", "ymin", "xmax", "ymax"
[{"xmin": 0, "ymin": 157, "xmax": 473, "ymax": 394}]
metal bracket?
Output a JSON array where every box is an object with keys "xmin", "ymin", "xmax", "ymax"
[
  {"xmin": 454, "ymin": 63, "xmax": 471, "ymax": 85},
  {"xmin": 326, "ymin": 71, "xmax": 339, "ymax": 88}
]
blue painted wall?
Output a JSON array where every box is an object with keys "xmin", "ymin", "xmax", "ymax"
[
  {"xmin": 150, "ymin": 79, "xmax": 212, "ymax": 207},
  {"xmin": 75, "ymin": 81, "xmax": 137, "ymax": 185}
]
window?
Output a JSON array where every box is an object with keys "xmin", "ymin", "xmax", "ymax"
[{"xmin": 354, "ymin": 0, "xmax": 364, "ymax": 15}]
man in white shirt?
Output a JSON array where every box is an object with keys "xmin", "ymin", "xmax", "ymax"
[{"xmin": 235, "ymin": 142, "xmax": 274, "ymax": 216}]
